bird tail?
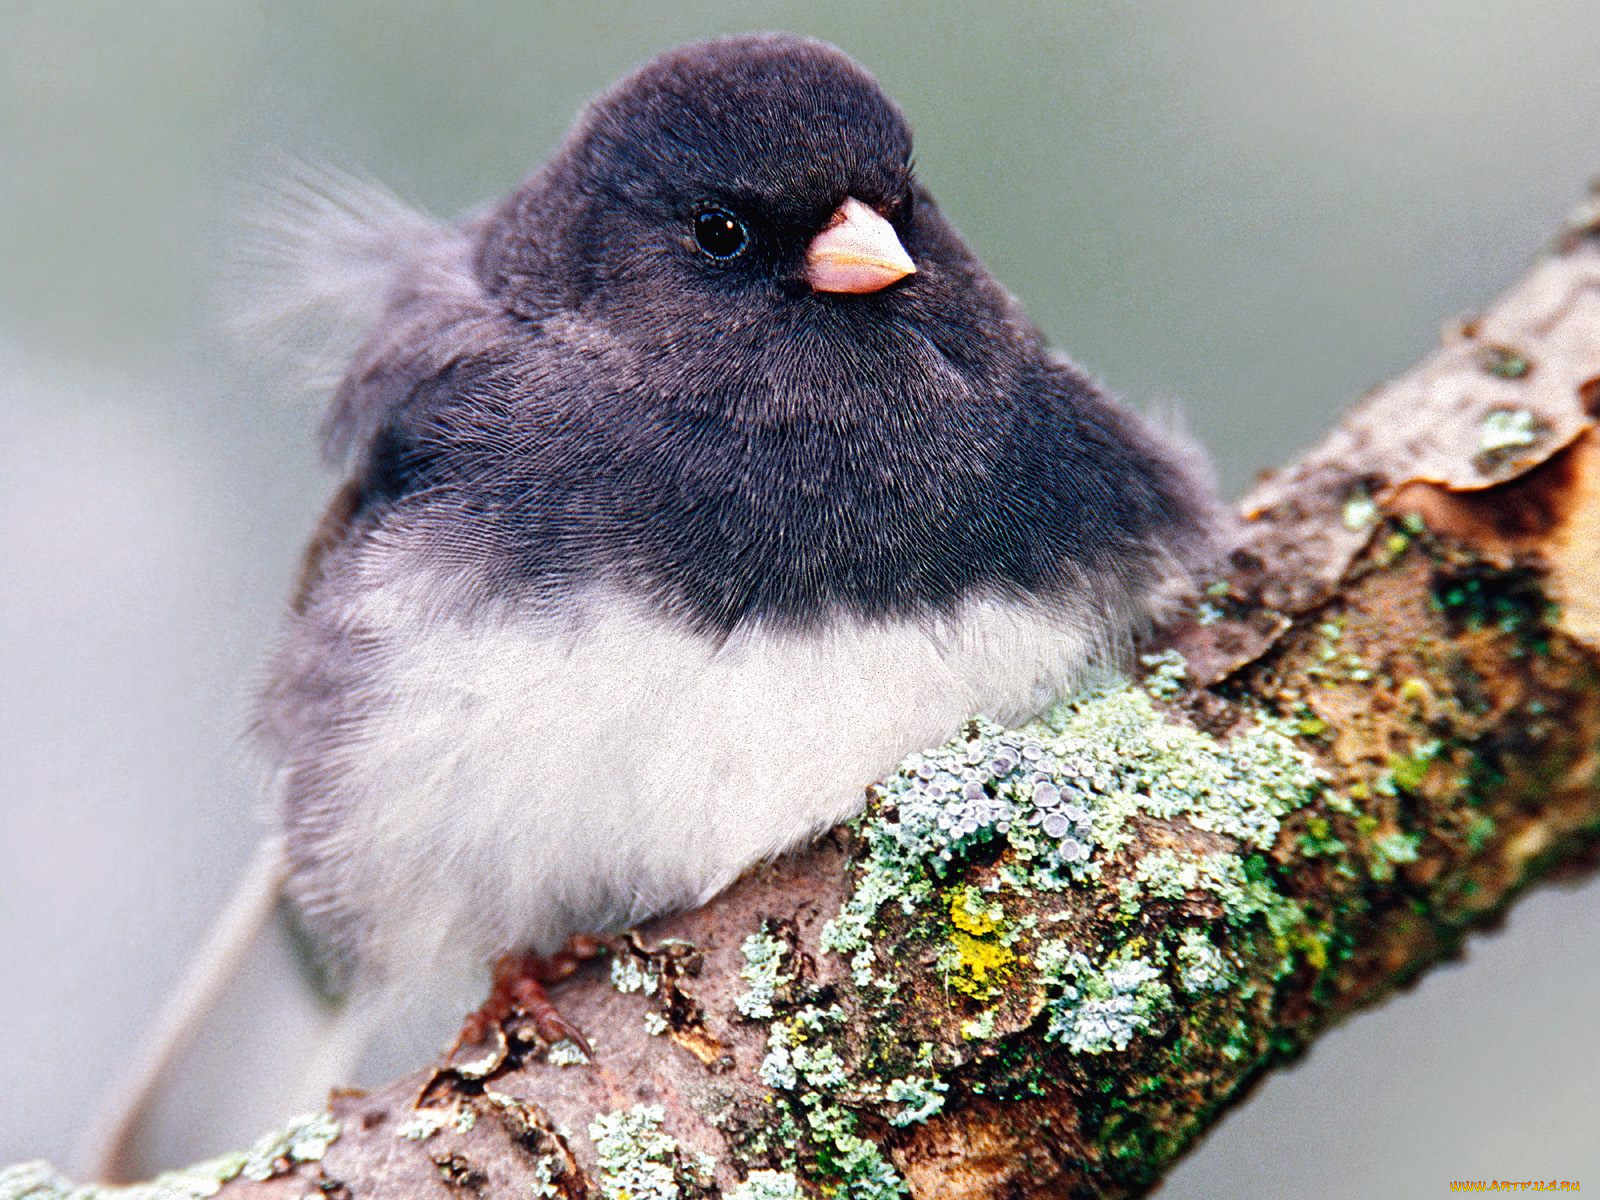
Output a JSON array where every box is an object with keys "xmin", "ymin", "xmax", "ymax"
[{"xmin": 81, "ymin": 838, "xmax": 371, "ymax": 1184}]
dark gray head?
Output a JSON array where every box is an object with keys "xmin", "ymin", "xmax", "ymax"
[
  {"xmin": 481, "ymin": 35, "xmax": 913, "ymax": 304},
  {"xmin": 473, "ymin": 34, "xmax": 1025, "ymax": 425}
]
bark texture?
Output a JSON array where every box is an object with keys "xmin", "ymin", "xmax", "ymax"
[{"xmin": 11, "ymin": 195, "xmax": 1600, "ymax": 1200}]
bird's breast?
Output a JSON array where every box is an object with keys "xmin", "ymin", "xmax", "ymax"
[{"xmin": 282, "ymin": 559, "xmax": 1105, "ymax": 998}]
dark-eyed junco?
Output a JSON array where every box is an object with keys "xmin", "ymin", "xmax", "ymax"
[{"xmin": 95, "ymin": 32, "xmax": 1220, "ymax": 1176}]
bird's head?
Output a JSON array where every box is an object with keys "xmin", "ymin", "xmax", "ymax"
[{"xmin": 477, "ymin": 34, "xmax": 1024, "ymax": 423}]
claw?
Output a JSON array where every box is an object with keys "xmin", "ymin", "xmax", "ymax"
[
  {"xmin": 512, "ymin": 975, "xmax": 594, "ymax": 1059},
  {"xmin": 452, "ymin": 943, "xmax": 599, "ymax": 1063}
]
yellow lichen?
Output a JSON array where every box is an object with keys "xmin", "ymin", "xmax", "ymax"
[
  {"xmin": 946, "ymin": 887, "xmax": 1016, "ymax": 998},
  {"xmin": 947, "ymin": 931, "xmax": 1016, "ymax": 997}
]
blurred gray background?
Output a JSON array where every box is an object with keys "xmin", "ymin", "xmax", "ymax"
[{"xmin": 3, "ymin": 1, "xmax": 1598, "ymax": 1193}]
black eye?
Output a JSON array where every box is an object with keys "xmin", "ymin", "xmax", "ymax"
[{"xmin": 693, "ymin": 209, "xmax": 749, "ymax": 260}]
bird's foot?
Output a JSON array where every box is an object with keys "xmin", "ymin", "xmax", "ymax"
[{"xmin": 452, "ymin": 937, "xmax": 603, "ymax": 1060}]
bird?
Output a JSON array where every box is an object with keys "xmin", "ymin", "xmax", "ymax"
[{"xmin": 89, "ymin": 31, "xmax": 1221, "ymax": 1179}]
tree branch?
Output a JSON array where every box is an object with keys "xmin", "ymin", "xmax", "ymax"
[{"xmin": 11, "ymin": 191, "xmax": 1600, "ymax": 1200}]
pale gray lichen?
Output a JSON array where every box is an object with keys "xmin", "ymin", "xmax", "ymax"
[
  {"xmin": 530, "ymin": 1157, "xmax": 562, "ymax": 1199},
  {"xmin": 546, "ymin": 1039, "xmax": 591, "ymax": 1067},
  {"xmin": 0, "ymin": 1114, "xmax": 344, "ymax": 1200},
  {"xmin": 235, "ymin": 1112, "xmax": 341, "ymax": 1182},
  {"xmin": 1479, "ymin": 407, "xmax": 1538, "ymax": 455},
  {"xmin": 884, "ymin": 1074, "xmax": 949, "ymax": 1127},
  {"xmin": 588, "ymin": 1105, "xmax": 688, "ymax": 1200},
  {"xmin": 1140, "ymin": 648, "xmax": 1189, "ymax": 699},
  {"xmin": 737, "ymin": 931, "xmax": 795, "ymax": 1020},
  {"xmin": 728, "ymin": 1169, "xmax": 805, "ymax": 1200},
  {"xmin": 759, "ymin": 1035, "xmax": 799, "ymax": 1091},
  {"xmin": 396, "ymin": 1104, "xmax": 475, "ymax": 1141},
  {"xmin": 1175, "ymin": 928, "xmax": 1234, "ymax": 994},
  {"xmin": 0, "ymin": 1159, "xmax": 243, "ymax": 1200},
  {"xmin": 610, "ymin": 956, "xmax": 659, "ymax": 996},
  {"xmin": 1341, "ymin": 489, "xmax": 1379, "ymax": 531},
  {"xmin": 760, "ymin": 1005, "xmax": 851, "ymax": 1094},
  {"xmin": 1036, "ymin": 944, "xmax": 1170, "ymax": 1054},
  {"xmin": 396, "ymin": 1110, "xmax": 447, "ymax": 1141},
  {"xmin": 449, "ymin": 1045, "xmax": 503, "ymax": 1080},
  {"xmin": 643, "ymin": 1011, "xmax": 669, "ymax": 1036},
  {"xmin": 960, "ymin": 1008, "xmax": 999, "ymax": 1041},
  {"xmin": 0, "ymin": 1162, "xmax": 81, "ymax": 1200}
]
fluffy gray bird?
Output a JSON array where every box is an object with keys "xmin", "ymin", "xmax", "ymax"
[{"xmin": 93, "ymin": 32, "xmax": 1220, "ymax": 1177}]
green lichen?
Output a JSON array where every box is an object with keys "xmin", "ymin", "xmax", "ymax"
[
  {"xmin": 1296, "ymin": 815, "xmax": 1346, "ymax": 858},
  {"xmin": 1175, "ymin": 928, "xmax": 1235, "ymax": 994},
  {"xmin": 1296, "ymin": 715, "xmax": 1328, "ymax": 738},
  {"xmin": 589, "ymin": 1104, "xmax": 710, "ymax": 1200},
  {"xmin": 1305, "ymin": 618, "xmax": 1374, "ymax": 685},
  {"xmin": 1379, "ymin": 528, "xmax": 1413, "ymax": 563},
  {"xmin": 1140, "ymin": 648, "xmax": 1189, "ymax": 699},
  {"xmin": 396, "ymin": 1105, "xmax": 475, "ymax": 1141},
  {"xmin": 0, "ymin": 1115, "xmax": 343, "ymax": 1200},
  {"xmin": 1370, "ymin": 830, "xmax": 1423, "ymax": 882},
  {"xmin": 1480, "ymin": 345, "xmax": 1531, "ymax": 378},
  {"xmin": 1035, "ymin": 943, "xmax": 1170, "ymax": 1054},
  {"xmin": 735, "ymin": 676, "xmax": 1338, "ymax": 1195},
  {"xmin": 808, "ymin": 677, "xmax": 1328, "ymax": 1085},
  {"xmin": 737, "ymin": 931, "xmax": 795, "ymax": 1020},
  {"xmin": 1465, "ymin": 814, "xmax": 1497, "ymax": 852},
  {"xmin": 1342, "ymin": 488, "xmax": 1379, "ymax": 531},
  {"xmin": 1430, "ymin": 563, "xmax": 1555, "ymax": 654},
  {"xmin": 610, "ymin": 955, "xmax": 660, "ymax": 996},
  {"xmin": 884, "ymin": 1074, "xmax": 948, "ymax": 1127},
  {"xmin": 800, "ymin": 1103, "xmax": 906, "ymax": 1200},
  {"xmin": 546, "ymin": 1039, "xmax": 591, "ymax": 1067},
  {"xmin": 728, "ymin": 1170, "xmax": 805, "ymax": 1200},
  {"xmin": 1478, "ymin": 407, "xmax": 1538, "ymax": 454},
  {"xmin": 1386, "ymin": 739, "xmax": 1443, "ymax": 794},
  {"xmin": 753, "ymin": 1001, "xmax": 939, "ymax": 1194},
  {"xmin": 1121, "ymin": 846, "xmax": 1318, "ymax": 977}
]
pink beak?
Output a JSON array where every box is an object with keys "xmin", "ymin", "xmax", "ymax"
[{"xmin": 804, "ymin": 197, "xmax": 916, "ymax": 294}]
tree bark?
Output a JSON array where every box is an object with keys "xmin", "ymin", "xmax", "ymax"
[{"xmin": 11, "ymin": 193, "xmax": 1600, "ymax": 1200}]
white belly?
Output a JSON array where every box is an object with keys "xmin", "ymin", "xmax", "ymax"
[{"xmin": 301, "ymin": 569, "xmax": 1103, "ymax": 1015}]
